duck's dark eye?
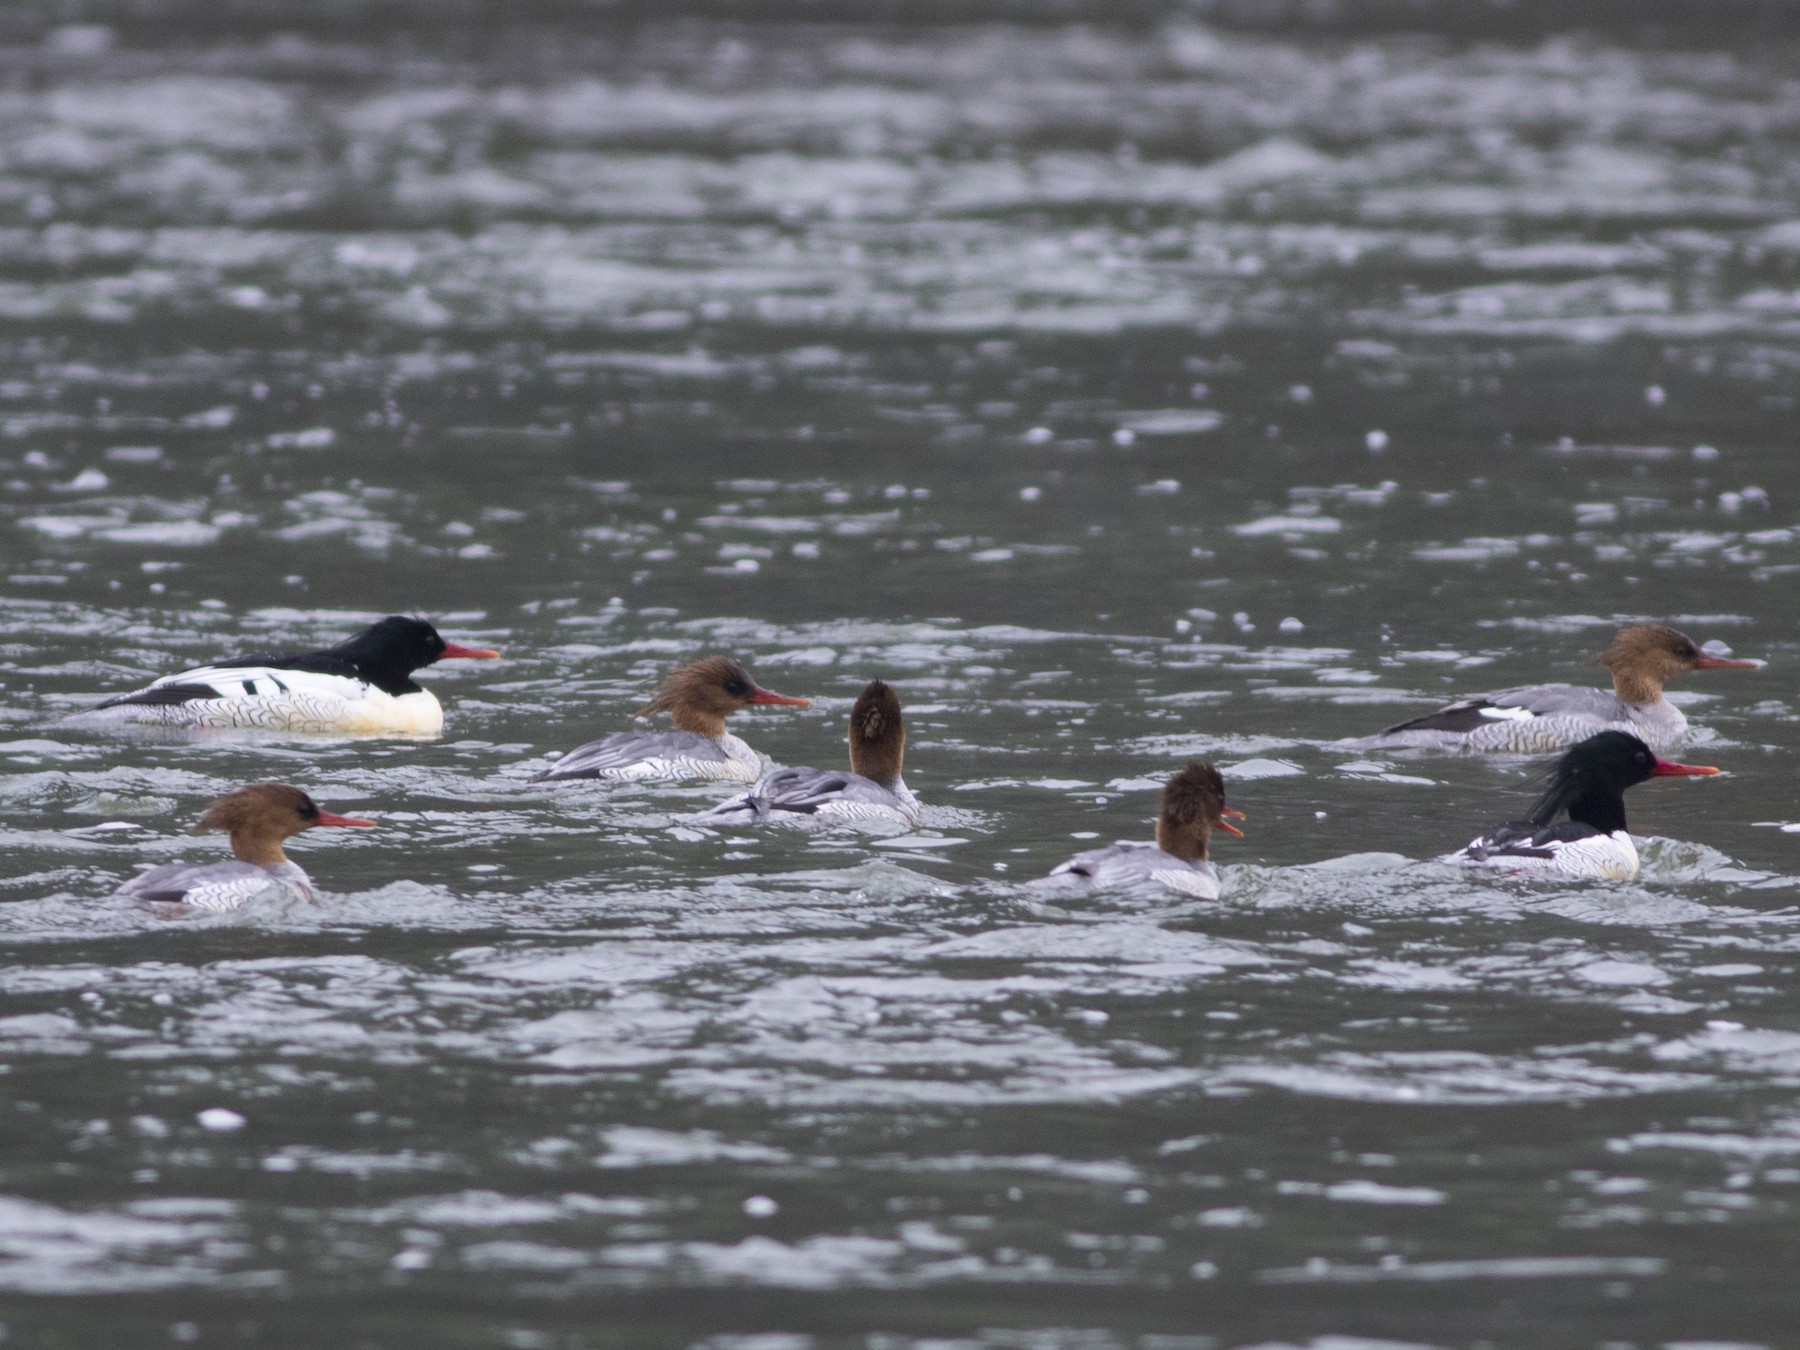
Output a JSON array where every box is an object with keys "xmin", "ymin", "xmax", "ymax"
[{"xmin": 725, "ymin": 680, "xmax": 749, "ymax": 697}]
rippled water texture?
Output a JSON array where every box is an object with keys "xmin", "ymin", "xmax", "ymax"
[{"xmin": 2, "ymin": 3, "xmax": 1799, "ymax": 1346}]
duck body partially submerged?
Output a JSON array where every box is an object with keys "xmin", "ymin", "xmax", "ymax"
[
  {"xmin": 700, "ymin": 679, "xmax": 918, "ymax": 828},
  {"xmin": 122, "ymin": 857, "xmax": 318, "ymax": 913},
  {"xmin": 1047, "ymin": 842, "xmax": 1220, "ymax": 897},
  {"xmin": 120, "ymin": 784, "xmax": 375, "ymax": 913},
  {"xmin": 713, "ymin": 764, "xmax": 921, "ymax": 826},
  {"xmin": 535, "ymin": 657, "xmax": 811, "ymax": 783},
  {"xmin": 1046, "ymin": 762, "xmax": 1242, "ymax": 898},
  {"xmin": 1354, "ymin": 625, "xmax": 1757, "ymax": 755},
  {"xmin": 1445, "ymin": 730, "xmax": 1718, "ymax": 880}
]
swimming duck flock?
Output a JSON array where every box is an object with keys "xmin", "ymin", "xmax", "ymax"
[{"xmin": 62, "ymin": 614, "xmax": 1762, "ymax": 910}]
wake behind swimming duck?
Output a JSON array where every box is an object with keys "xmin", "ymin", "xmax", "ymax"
[{"xmin": 72, "ymin": 616, "xmax": 499, "ymax": 735}]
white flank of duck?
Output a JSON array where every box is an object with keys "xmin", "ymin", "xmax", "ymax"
[
  {"xmin": 1445, "ymin": 730, "xmax": 1719, "ymax": 880},
  {"xmin": 72, "ymin": 616, "xmax": 499, "ymax": 735}
]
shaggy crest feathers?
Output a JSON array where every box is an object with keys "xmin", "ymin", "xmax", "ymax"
[
  {"xmin": 303, "ymin": 615, "xmax": 451, "ymax": 695},
  {"xmin": 1595, "ymin": 623, "xmax": 1701, "ymax": 672},
  {"xmin": 638, "ymin": 657, "xmax": 761, "ymax": 736},
  {"xmin": 1155, "ymin": 761, "xmax": 1229, "ymax": 861},
  {"xmin": 342, "ymin": 615, "xmax": 446, "ymax": 658},
  {"xmin": 1523, "ymin": 730, "xmax": 1658, "ymax": 833},
  {"xmin": 1452, "ymin": 729, "xmax": 1717, "ymax": 875},
  {"xmin": 847, "ymin": 680, "xmax": 905, "ymax": 785},
  {"xmin": 196, "ymin": 784, "xmax": 322, "ymax": 836},
  {"xmin": 190, "ymin": 783, "xmax": 372, "ymax": 865},
  {"xmin": 638, "ymin": 656, "xmax": 754, "ymax": 713},
  {"xmin": 1594, "ymin": 623, "xmax": 1745, "ymax": 703},
  {"xmin": 196, "ymin": 784, "xmax": 325, "ymax": 865}
]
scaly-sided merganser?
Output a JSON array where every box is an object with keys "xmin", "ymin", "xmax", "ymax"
[
  {"xmin": 1445, "ymin": 730, "xmax": 1719, "ymax": 880},
  {"xmin": 1353, "ymin": 624, "xmax": 1758, "ymax": 755},
  {"xmin": 73, "ymin": 616, "xmax": 500, "ymax": 735},
  {"xmin": 118, "ymin": 783, "xmax": 375, "ymax": 913},
  {"xmin": 698, "ymin": 679, "xmax": 919, "ymax": 827},
  {"xmin": 534, "ymin": 656, "xmax": 812, "ymax": 783},
  {"xmin": 1042, "ymin": 761, "xmax": 1245, "ymax": 898}
]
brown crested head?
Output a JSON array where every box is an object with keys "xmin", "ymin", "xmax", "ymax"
[
  {"xmin": 1154, "ymin": 761, "xmax": 1242, "ymax": 862},
  {"xmin": 1596, "ymin": 623, "xmax": 1758, "ymax": 703},
  {"xmin": 846, "ymin": 679, "xmax": 905, "ymax": 785},
  {"xmin": 637, "ymin": 656, "xmax": 811, "ymax": 737},
  {"xmin": 196, "ymin": 783, "xmax": 375, "ymax": 865}
]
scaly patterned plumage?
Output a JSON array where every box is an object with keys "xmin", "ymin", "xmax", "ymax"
[
  {"xmin": 541, "ymin": 729, "xmax": 763, "ymax": 782},
  {"xmin": 82, "ymin": 666, "xmax": 448, "ymax": 734},
  {"xmin": 1358, "ymin": 686, "xmax": 1687, "ymax": 755},
  {"xmin": 535, "ymin": 657, "xmax": 809, "ymax": 784},
  {"xmin": 115, "ymin": 783, "xmax": 374, "ymax": 914},
  {"xmin": 1450, "ymin": 821, "xmax": 1640, "ymax": 880},
  {"xmin": 699, "ymin": 679, "xmax": 917, "ymax": 828},
  {"xmin": 121, "ymin": 858, "xmax": 316, "ymax": 912},
  {"xmin": 702, "ymin": 764, "xmax": 920, "ymax": 827},
  {"xmin": 1354, "ymin": 624, "xmax": 1756, "ymax": 755}
]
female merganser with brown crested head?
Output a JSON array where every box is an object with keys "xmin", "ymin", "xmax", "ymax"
[
  {"xmin": 119, "ymin": 784, "xmax": 375, "ymax": 913},
  {"xmin": 1353, "ymin": 623, "xmax": 1758, "ymax": 755},
  {"xmin": 1446, "ymin": 730, "xmax": 1719, "ymax": 880},
  {"xmin": 534, "ymin": 656, "xmax": 812, "ymax": 783},
  {"xmin": 73, "ymin": 616, "xmax": 499, "ymax": 736},
  {"xmin": 698, "ymin": 679, "xmax": 919, "ymax": 827},
  {"xmin": 1042, "ymin": 761, "xmax": 1245, "ymax": 898}
]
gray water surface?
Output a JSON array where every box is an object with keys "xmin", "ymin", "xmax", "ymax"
[{"xmin": 1, "ymin": 6, "xmax": 1799, "ymax": 1348}]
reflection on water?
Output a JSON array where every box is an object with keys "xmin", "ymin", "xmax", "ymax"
[{"xmin": 2, "ymin": 4, "xmax": 1799, "ymax": 1346}]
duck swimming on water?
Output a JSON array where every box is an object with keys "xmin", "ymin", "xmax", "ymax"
[
  {"xmin": 1445, "ymin": 730, "xmax": 1719, "ymax": 880},
  {"xmin": 119, "ymin": 784, "xmax": 375, "ymax": 913},
  {"xmin": 1353, "ymin": 624, "xmax": 1757, "ymax": 755},
  {"xmin": 698, "ymin": 679, "xmax": 919, "ymax": 827},
  {"xmin": 75, "ymin": 616, "xmax": 499, "ymax": 736},
  {"xmin": 533, "ymin": 656, "xmax": 812, "ymax": 783},
  {"xmin": 1042, "ymin": 761, "xmax": 1244, "ymax": 899}
]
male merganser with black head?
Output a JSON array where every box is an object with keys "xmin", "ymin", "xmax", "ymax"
[
  {"xmin": 75, "ymin": 616, "xmax": 499, "ymax": 735},
  {"xmin": 118, "ymin": 784, "xmax": 375, "ymax": 913},
  {"xmin": 698, "ymin": 679, "xmax": 918, "ymax": 827},
  {"xmin": 534, "ymin": 656, "xmax": 812, "ymax": 783},
  {"xmin": 1354, "ymin": 624, "xmax": 1758, "ymax": 755},
  {"xmin": 1042, "ymin": 761, "xmax": 1245, "ymax": 898},
  {"xmin": 1446, "ymin": 730, "xmax": 1719, "ymax": 880}
]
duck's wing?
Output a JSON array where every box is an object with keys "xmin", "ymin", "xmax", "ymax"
[
  {"xmin": 92, "ymin": 663, "xmax": 365, "ymax": 711},
  {"xmin": 118, "ymin": 860, "xmax": 285, "ymax": 912},
  {"xmin": 1454, "ymin": 817, "xmax": 1604, "ymax": 862},
  {"xmin": 534, "ymin": 730, "xmax": 730, "ymax": 782}
]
